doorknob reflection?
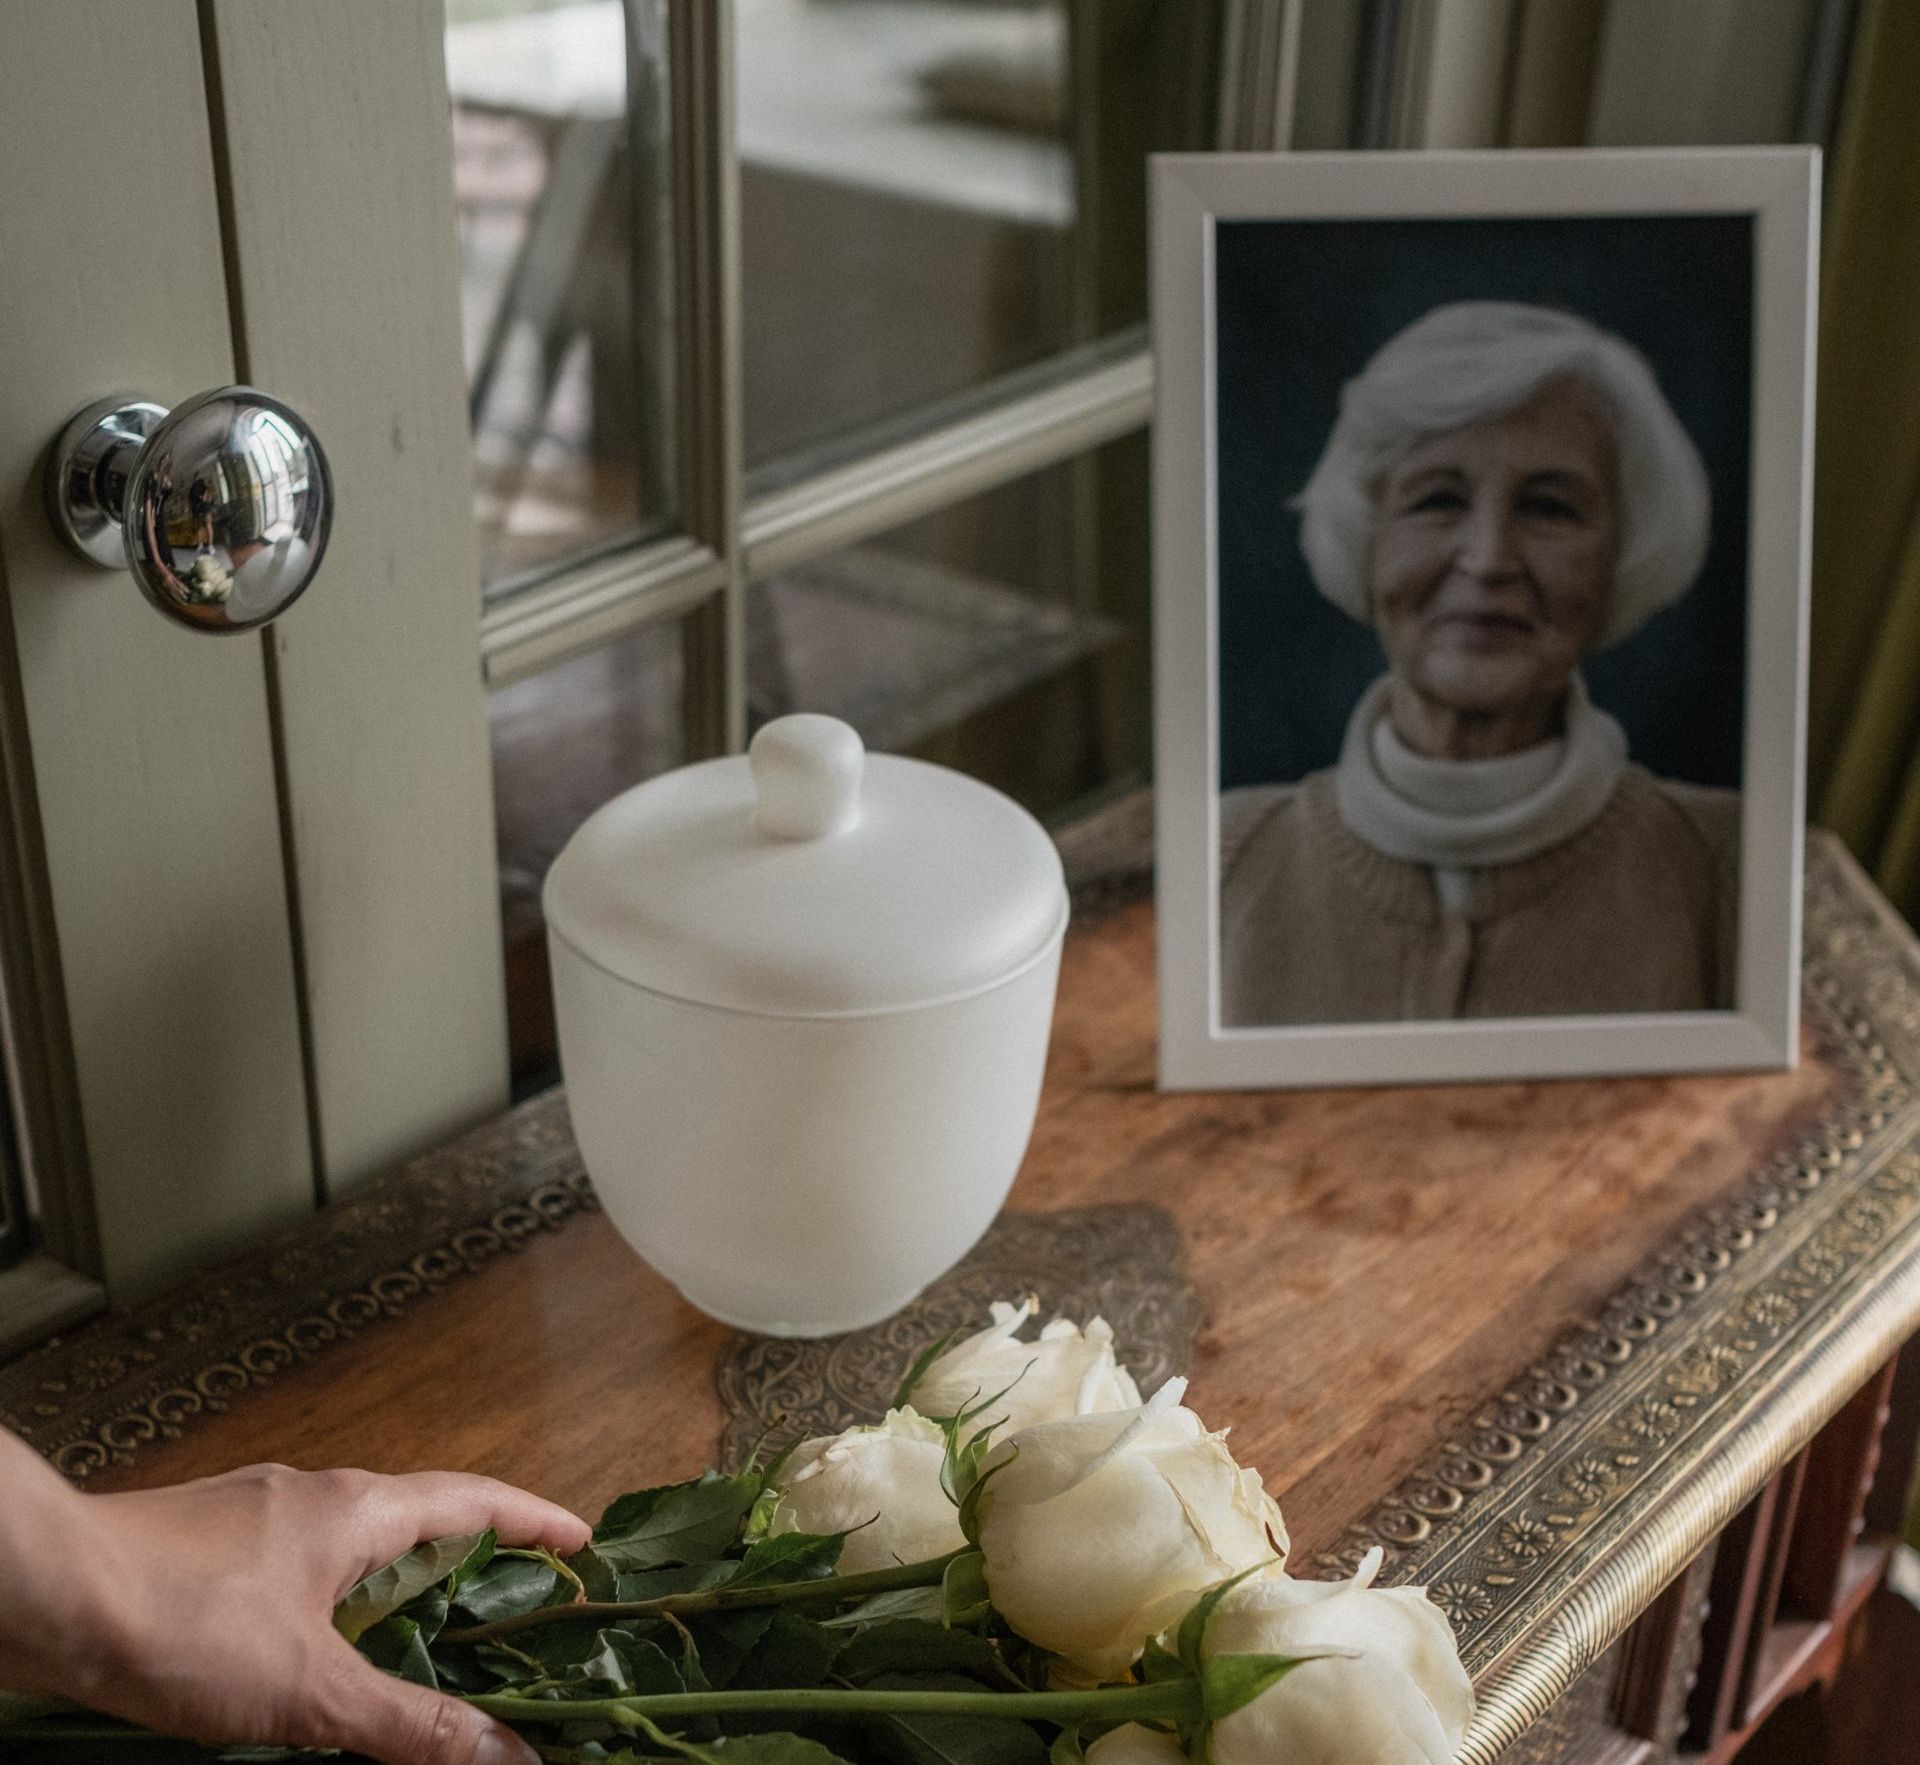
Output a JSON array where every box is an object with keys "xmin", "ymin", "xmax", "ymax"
[{"xmin": 47, "ymin": 387, "xmax": 332, "ymax": 634}]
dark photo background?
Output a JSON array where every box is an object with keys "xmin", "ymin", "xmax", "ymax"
[{"xmin": 1213, "ymin": 213, "xmax": 1753, "ymax": 793}]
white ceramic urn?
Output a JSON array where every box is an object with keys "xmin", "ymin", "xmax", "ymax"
[{"xmin": 544, "ymin": 713, "xmax": 1068, "ymax": 1337}]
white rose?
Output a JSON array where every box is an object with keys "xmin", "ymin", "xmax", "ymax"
[
  {"xmin": 975, "ymin": 1381, "xmax": 1288, "ymax": 1679},
  {"xmin": 906, "ymin": 1300, "xmax": 1143, "ymax": 1438},
  {"xmin": 765, "ymin": 1407, "xmax": 965, "ymax": 1575},
  {"xmin": 1082, "ymin": 1728, "xmax": 1182, "ymax": 1765},
  {"xmin": 1083, "ymin": 1725, "xmax": 1186, "ymax": 1765},
  {"xmin": 1203, "ymin": 1548, "xmax": 1473, "ymax": 1765}
]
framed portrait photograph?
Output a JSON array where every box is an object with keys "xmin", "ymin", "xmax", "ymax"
[{"xmin": 1152, "ymin": 149, "xmax": 1817, "ymax": 1090}]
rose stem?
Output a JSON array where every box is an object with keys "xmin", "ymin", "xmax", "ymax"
[
  {"xmin": 470, "ymin": 1681, "xmax": 1201, "ymax": 1729},
  {"xmin": 439, "ymin": 1548, "xmax": 969, "ymax": 1646},
  {"xmin": 0, "ymin": 1683, "xmax": 1201, "ymax": 1749}
]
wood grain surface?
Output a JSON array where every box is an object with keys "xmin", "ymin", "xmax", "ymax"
[{"xmin": 76, "ymin": 890, "xmax": 1837, "ymax": 1568}]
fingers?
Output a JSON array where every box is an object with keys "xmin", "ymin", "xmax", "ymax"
[
  {"xmin": 354, "ymin": 1470, "xmax": 592, "ymax": 1567},
  {"xmin": 314, "ymin": 1649, "xmax": 538, "ymax": 1765}
]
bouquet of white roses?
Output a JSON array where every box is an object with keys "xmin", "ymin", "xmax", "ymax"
[{"xmin": 7, "ymin": 1302, "xmax": 1472, "ymax": 1763}]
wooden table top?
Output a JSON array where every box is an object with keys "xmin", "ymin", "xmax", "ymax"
[{"xmin": 8, "ymin": 823, "xmax": 1920, "ymax": 1764}]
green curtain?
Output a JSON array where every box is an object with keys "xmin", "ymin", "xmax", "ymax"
[{"xmin": 1810, "ymin": 0, "xmax": 1920, "ymax": 915}]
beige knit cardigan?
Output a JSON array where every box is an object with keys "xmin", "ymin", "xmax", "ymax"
[{"xmin": 1218, "ymin": 765, "xmax": 1741, "ymax": 1026}]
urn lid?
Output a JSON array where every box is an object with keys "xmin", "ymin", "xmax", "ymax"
[{"xmin": 543, "ymin": 714, "xmax": 1068, "ymax": 1017}]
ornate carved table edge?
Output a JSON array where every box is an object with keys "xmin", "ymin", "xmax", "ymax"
[
  {"xmin": 1343, "ymin": 833, "xmax": 1920, "ymax": 1764},
  {"xmin": 0, "ymin": 1091, "xmax": 595, "ymax": 1478}
]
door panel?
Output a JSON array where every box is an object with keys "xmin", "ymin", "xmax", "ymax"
[
  {"xmin": 0, "ymin": 3, "xmax": 311, "ymax": 1300},
  {"xmin": 205, "ymin": 0, "xmax": 510, "ymax": 1191}
]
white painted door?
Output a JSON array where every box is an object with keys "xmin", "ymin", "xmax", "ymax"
[{"xmin": 0, "ymin": 1, "xmax": 506, "ymax": 1328}]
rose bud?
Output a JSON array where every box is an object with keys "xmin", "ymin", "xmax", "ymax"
[
  {"xmin": 1202, "ymin": 1547, "xmax": 1473, "ymax": 1765},
  {"xmin": 905, "ymin": 1300, "xmax": 1143, "ymax": 1438},
  {"xmin": 975, "ymin": 1381, "xmax": 1288, "ymax": 1679},
  {"xmin": 764, "ymin": 1407, "xmax": 965, "ymax": 1575}
]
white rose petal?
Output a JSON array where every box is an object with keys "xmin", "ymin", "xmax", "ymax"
[
  {"xmin": 976, "ymin": 1381, "xmax": 1288, "ymax": 1679},
  {"xmin": 764, "ymin": 1407, "xmax": 965, "ymax": 1575},
  {"xmin": 1204, "ymin": 1548, "xmax": 1474, "ymax": 1765},
  {"xmin": 907, "ymin": 1300, "xmax": 1144, "ymax": 1439},
  {"xmin": 1083, "ymin": 1725, "xmax": 1188, "ymax": 1765}
]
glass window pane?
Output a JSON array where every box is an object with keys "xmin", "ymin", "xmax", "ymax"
[
  {"xmin": 446, "ymin": 0, "xmax": 677, "ymax": 598},
  {"xmin": 491, "ymin": 617, "xmax": 685, "ymax": 1087},
  {"xmin": 736, "ymin": 0, "xmax": 1218, "ymax": 478},
  {"xmin": 748, "ymin": 434, "xmax": 1145, "ymax": 817}
]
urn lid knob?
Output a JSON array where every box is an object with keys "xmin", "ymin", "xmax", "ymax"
[{"xmin": 750, "ymin": 714, "xmax": 863, "ymax": 840}]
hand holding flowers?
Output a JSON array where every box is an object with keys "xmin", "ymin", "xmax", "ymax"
[{"xmin": 1, "ymin": 1301, "xmax": 1473, "ymax": 1764}]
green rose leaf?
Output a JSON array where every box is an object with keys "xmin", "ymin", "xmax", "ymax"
[
  {"xmin": 698, "ymin": 1738, "xmax": 857, "ymax": 1765},
  {"xmin": 538, "ymin": 1545, "xmax": 590, "ymax": 1605},
  {"xmin": 216, "ymin": 1748, "xmax": 344, "ymax": 1761},
  {"xmin": 357, "ymin": 1614, "xmax": 437, "ymax": 1689},
  {"xmin": 687, "ymin": 1608, "xmax": 777, "ymax": 1686},
  {"xmin": 451, "ymin": 1553, "xmax": 562, "ymax": 1622},
  {"xmin": 424, "ymin": 1645, "xmax": 499, "ymax": 1696},
  {"xmin": 942, "ymin": 1551, "xmax": 991, "ymax": 1629},
  {"xmin": 596, "ymin": 1475, "xmax": 699, "ymax": 1536},
  {"xmin": 612, "ymin": 1632, "xmax": 689, "ymax": 1697},
  {"xmin": 215, "ymin": 1743, "xmax": 345, "ymax": 1759},
  {"xmin": 567, "ymin": 1543, "xmax": 621, "ymax": 1602},
  {"xmin": 951, "ymin": 1436, "xmax": 1017, "ymax": 1551},
  {"xmin": 573, "ymin": 1629, "xmax": 649, "ymax": 1697},
  {"xmin": 836, "ymin": 1619, "xmax": 1006, "ymax": 1684},
  {"xmin": 617, "ymin": 1559, "xmax": 741, "ymax": 1602},
  {"xmin": 726, "ymin": 1611, "xmax": 847, "ymax": 1694},
  {"xmin": 594, "ymin": 1471, "xmax": 760, "ymax": 1572},
  {"xmin": 1139, "ymin": 1638, "xmax": 1187, "ymax": 1684},
  {"xmin": 394, "ymin": 1586, "xmax": 449, "ymax": 1647},
  {"xmin": 861, "ymin": 1672, "xmax": 1049, "ymax": 1765},
  {"xmin": 522, "ymin": 1616, "xmax": 613, "ymax": 1672},
  {"xmin": 942, "ymin": 1389, "xmax": 1019, "ymax": 1537},
  {"xmin": 1199, "ymin": 1649, "xmax": 1353, "ymax": 1721},
  {"xmin": 474, "ymin": 1642, "xmax": 545, "ymax": 1686},
  {"xmin": 821, "ymin": 1584, "xmax": 948, "ymax": 1629},
  {"xmin": 1048, "ymin": 1727, "xmax": 1086, "ymax": 1765},
  {"xmin": 730, "ymin": 1530, "xmax": 845, "ymax": 1588},
  {"xmin": 516, "ymin": 1627, "xmax": 689, "ymax": 1702},
  {"xmin": 445, "ymin": 1529, "xmax": 497, "ymax": 1597},
  {"xmin": 333, "ymin": 1530, "xmax": 487, "ymax": 1642},
  {"xmin": 628, "ymin": 1712, "xmax": 855, "ymax": 1765}
]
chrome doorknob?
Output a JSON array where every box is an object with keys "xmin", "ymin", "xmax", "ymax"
[{"xmin": 47, "ymin": 388, "xmax": 332, "ymax": 633}]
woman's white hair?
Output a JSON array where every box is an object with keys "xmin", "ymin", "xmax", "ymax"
[{"xmin": 1295, "ymin": 301, "xmax": 1710, "ymax": 649}]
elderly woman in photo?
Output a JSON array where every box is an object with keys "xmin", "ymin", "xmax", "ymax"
[{"xmin": 1221, "ymin": 301, "xmax": 1739, "ymax": 1025}]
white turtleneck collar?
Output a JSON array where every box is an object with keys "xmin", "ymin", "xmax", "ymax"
[
  {"xmin": 1335, "ymin": 674, "xmax": 1628, "ymax": 906},
  {"xmin": 1371, "ymin": 715, "xmax": 1564, "ymax": 817}
]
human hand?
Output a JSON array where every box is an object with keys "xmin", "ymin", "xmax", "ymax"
[{"xmin": 0, "ymin": 1431, "xmax": 589, "ymax": 1764}]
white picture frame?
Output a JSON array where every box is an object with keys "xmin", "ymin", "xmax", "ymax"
[{"xmin": 1152, "ymin": 148, "xmax": 1817, "ymax": 1090}]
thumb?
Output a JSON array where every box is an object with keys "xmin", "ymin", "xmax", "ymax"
[{"xmin": 316, "ymin": 1654, "xmax": 537, "ymax": 1765}]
